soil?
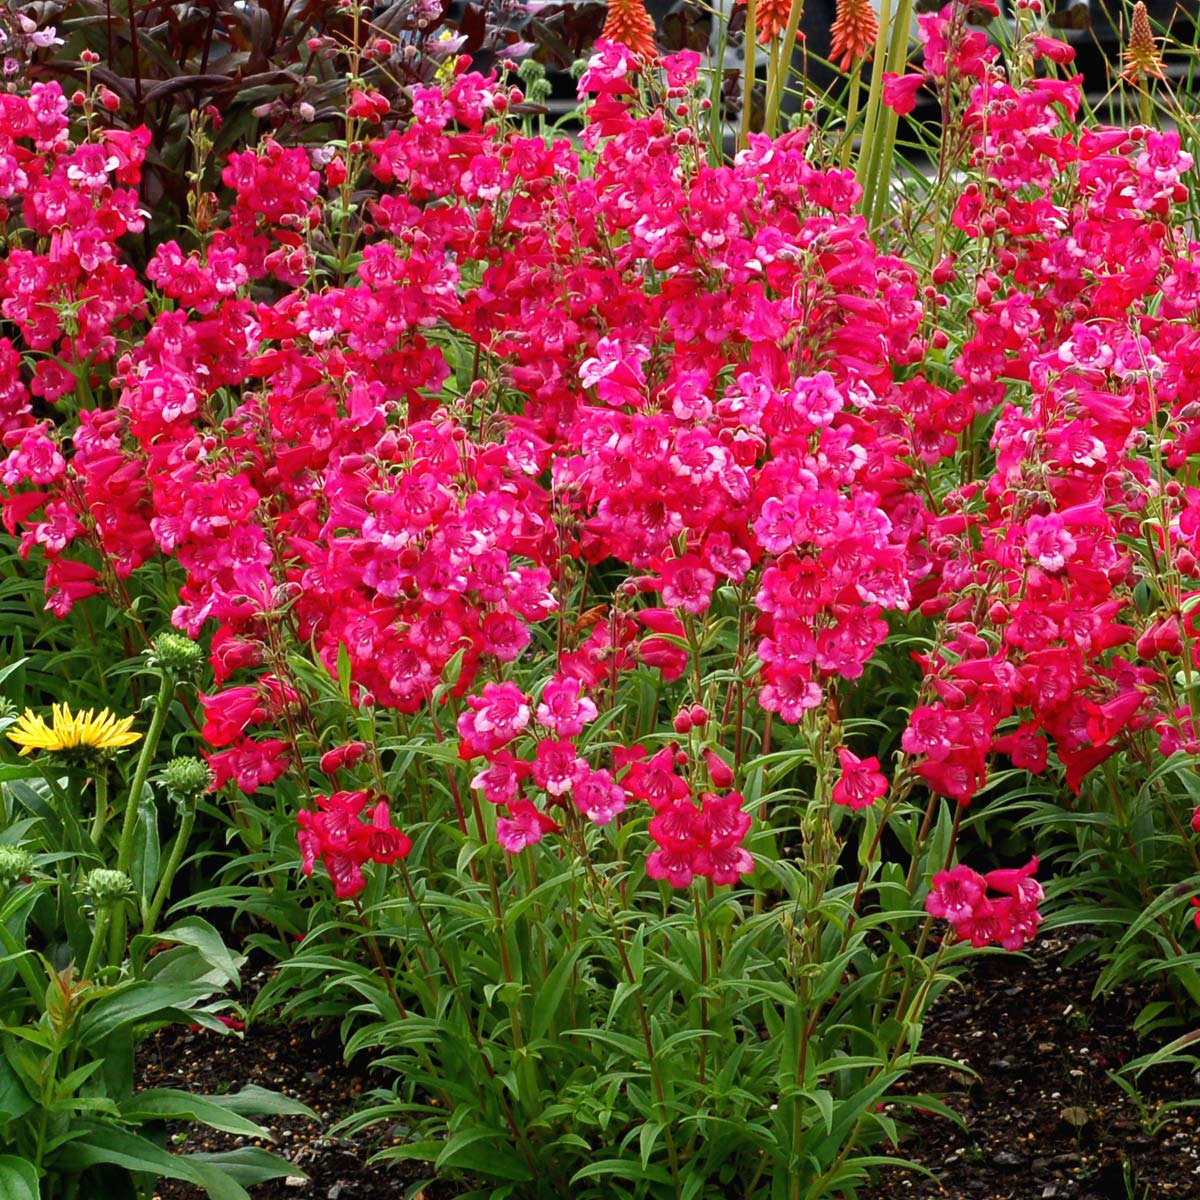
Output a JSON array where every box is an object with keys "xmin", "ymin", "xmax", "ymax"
[
  {"xmin": 141, "ymin": 936, "xmax": 1200, "ymax": 1200},
  {"xmin": 860, "ymin": 934, "xmax": 1200, "ymax": 1200}
]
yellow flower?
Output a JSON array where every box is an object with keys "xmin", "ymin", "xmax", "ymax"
[{"xmin": 7, "ymin": 704, "xmax": 141, "ymax": 758}]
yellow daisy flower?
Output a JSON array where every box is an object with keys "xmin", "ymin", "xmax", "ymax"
[{"xmin": 7, "ymin": 704, "xmax": 141, "ymax": 758}]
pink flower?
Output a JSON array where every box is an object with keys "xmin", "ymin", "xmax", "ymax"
[
  {"xmin": 531, "ymin": 738, "xmax": 585, "ymax": 797},
  {"xmin": 925, "ymin": 865, "xmax": 986, "ymax": 924},
  {"xmin": 1024, "ymin": 513, "xmax": 1076, "ymax": 572},
  {"xmin": 319, "ymin": 741, "xmax": 369, "ymax": 775},
  {"xmin": 573, "ymin": 766, "xmax": 627, "ymax": 825},
  {"xmin": 882, "ymin": 72, "xmax": 926, "ymax": 116},
  {"xmin": 645, "ymin": 846, "xmax": 696, "ymax": 889},
  {"xmin": 831, "ymin": 748, "xmax": 888, "ymax": 811},
  {"xmin": 355, "ymin": 802, "xmax": 412, "ymax": 865},
  {"xmin": 496, "ymin": 799, "xmax": 559, "ymax": 853},
  {"xmin": 535, "ymin": 676, "xmax": 598, "ymax": 738},
  {"xmin": 984, "ymin": 857, "xmax": 1043, "ymax": 907},
  {"xmin": 470, "ymin": 752, "xmax": 528, "ymax": 806},
  {"xmin": 457, "ymin": 682, "xmax": 531, "ymax": 756},
  {"xmin": 658, "ymin": 554, "xmax": 716, "ymax": 614}
]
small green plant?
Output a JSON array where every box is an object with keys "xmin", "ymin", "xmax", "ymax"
[
  {"xmin": 0, "ymin": 642, "xmax": 308, "ymax": 1197},
  {"xmin": 1108, "ymin": 1031, "xmax": 1200, "ymax": 1140}
]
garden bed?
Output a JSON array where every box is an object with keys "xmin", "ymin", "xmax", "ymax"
[{"xmin": 144, "ymin": 936, "xmax": 1199, "ymax": 1200}]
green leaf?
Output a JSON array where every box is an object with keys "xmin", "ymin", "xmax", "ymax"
[
  {"xmin": 185, "ymin": 1147, "xmax": 304, "ymax": 1187},
  {"xmin": 0, "ymin": 1155, "xmax": 38, "ymax": 1200},
  {"xmin": 136, "ymin": 917, "xmax": 243, "ymax": 989},
  {"xmin": 120, "ymin": 1090, "xmax": 273, "ymax": 1139},
  {"xmin": 78, "ymin": 981, "xmax": 205, "ymax": 1047},
  {"xmin": 131, "ymin": 795, "xmax": 161, "ymax": 908},
  {"xmin": 530, "ymin": 941, "xmax": 586, "ymax": 1041},
  {"xmin": 0, "ymin": 1058, "xmax": 32, "ymax": 1125},
  {"xmin": 336, "ymin": 641, "xmax": 353, "ymax": 703},
  {"xmin": 811, "ymin": 1089, "xmax": 834, "ymax": 1137},
  {"xmin": 434, "ymin": 1129, "xmax": 532, "ymax": 1181},
  {"xmin": 214, "ymin": 1085, "xmax": 317, "ymax": 1121},
  {"xmin": 638, "ymin": 1120, "xmax": 662, "ymax": 1170},
  {"xmin": 571, "ymin": 1158, "xmax": 674, "ymax": 1184},
  {"xmin": 55, "ymin": 1124, "xmax": 207, "ymax": 1188}
]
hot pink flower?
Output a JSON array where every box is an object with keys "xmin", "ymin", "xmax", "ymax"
[
  {"xmin": 831, "ymin": 748, "xmax": 888, "ymax": 811},
  {"xmin": 925, "ymin": 865, "xmax": 986, "ymax": 924},
  {"xmin": 535, "ymin": 676, "xmax": 598, "ymax": 738},
  {"xmin": 496, "ymin": 799, "xmax": 559, "ymax": 853}
]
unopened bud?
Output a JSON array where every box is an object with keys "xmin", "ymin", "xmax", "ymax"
[
  {"xmin": 0, "ymin": 846, "xmax": 32, "ymax": 889},
  {"xmin": 160, "ymin": 756, "xmax": 212, "ymax": 802},
  {"xmin": 150, "ymin": 631, "xmax": 204, "ymax": 677},
  {"xmin": 86, "ymin": 869, "xmax": 133, "ymax": 908}
]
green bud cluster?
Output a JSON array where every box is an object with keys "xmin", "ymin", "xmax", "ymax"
[
  {"xmin": 0, "ymin": 846, "xmax": 32, "ymax": 889},
  {"xmin": 85, "ymin": 868, "xmax": 133, "ymax": 907},
  {"xmin": 160, "ymin": 756, "xmax": 213, "ymax": 802},
  {"xmin": 148, "ymin": 632, "xmax": 204, "ymax": 677}
]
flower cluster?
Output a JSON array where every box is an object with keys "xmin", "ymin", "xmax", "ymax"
[
  {"xmin": 2, "ymin": 18, "xmax": 1199, "ymax": 925},
  {"xmin": 297, "ymin": 791, "xmax": 413, "ymax": 899},
  {"xmin": 925, "ymin": 858, "xmax": 1043, "ymax": 950}
]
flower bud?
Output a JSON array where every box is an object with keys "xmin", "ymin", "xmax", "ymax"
[
  {"xmin": 160, "ymin": 756, "xmax": 213, "ymax": 802},
  {"xmin": 672, "ymin": 709, "xmax": 693, "ymax": 735},
  {"xmin": 150, "ymin": 631, "xmax": 204, "ymax": 678},
  {"xmin": 0, "ymin": 846, "xmax": 32, "ymax": 889},
  {"xmin": 704, "ymin": 749, "xmax": 734, "ymax": 789},
  {"xmin": 86, "ymin": 869, "xmax": 133, "ymax": 908},
  {"xmin": 689, "ymin": 704, "xmax": 708, "ymax": 726}
]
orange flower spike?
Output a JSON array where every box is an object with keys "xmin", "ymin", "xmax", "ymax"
[
  {"xmin": 601, "ymin": 0, "xmax": 658, "ymax": 60},
  {"xmin": 830, "ymin": 0, "xmax": 879, "ymax": 71},
  {"xmin": 755, "ymin": 0, "xmax": 794, "ymax": 43},
  {"xmin": 1121, "ymin": 1, "xmax": 1165, "ymax": 84}
]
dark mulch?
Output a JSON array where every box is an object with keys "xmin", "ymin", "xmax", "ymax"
[
  {"xmin": 141, "ymin": 937, "xmax": 1200, "ymax": 1199},
  {"xmin": 142, "ymin": 964, "xmax": 450, "ymax": 1200},
  {"xmin": 861, "ymin": 934, "xmax": 1200, "ymax": 1200}
]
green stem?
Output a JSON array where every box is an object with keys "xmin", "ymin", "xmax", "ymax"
[
  {"xmin": 764, "ymin": 0, "xmax": 808, "ymax": 136},
  {"xmin": 110, "ymin": 671, "xmax": 174, "ymax": 962},
  {"xmin": 868, "ymin": 0, "xmax": 917, "ymax": 233},
  {"xmin": 143, "ymin": 799, "xmax": 196, "ymax": 935},
  {"xmin": 855, "ymin": 0, "xmax": 894, "ymax": 210},
  {"xmin": 116, "ymin": 672, "xmax": 173, "ymax": 878},
  {"xmin": 839, "ymin": 65, "xmax": 863, "ymax": 170},
  {"xmin": 81, "ymin": 906, "xmax": 110, "ymax": 981},
  {"xmin": 88, "ymin": 772, "xmax": 109, "ymax": 847},
  {"xmin": 738, "ymin": 0, "xmax": 759, "ymax": 152}
]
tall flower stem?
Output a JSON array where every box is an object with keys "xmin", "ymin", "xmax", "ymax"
[
  {"xmin": 110, "ymin": 671, "xmax": 173, "ymax": 962},
  {"xmin": 88, "ymin": 772, "xmax": 109, "ymax": 847},
  {"xmin": 738, "ymin": 0, "xmax": 759, "ymax": 152},
  {"xmin": 143, "ymin": 797, "xmax": 196, "ymax": 935},
  {"xmin": 763, "ymin": 0, "xmax": 808, "ymax": 136}
]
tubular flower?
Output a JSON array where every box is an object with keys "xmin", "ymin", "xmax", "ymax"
[
  {"xmin": 1121, "ymin": 1, "xmax": 1165, "ymax": 84},
  {"xmin": 601, "ymin": 0, "xmax": 657, "ymax": 60},
  {"xmin": 7, "ymin": 704, "xmax": 140, "ymax": 757},
  {"xmin": 830, "ymin": 0, "xmax": 879, "ymax": 70},
  {"xmin": 754, "ymin": 0, "xmax": 795, "ymax": 43}
]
